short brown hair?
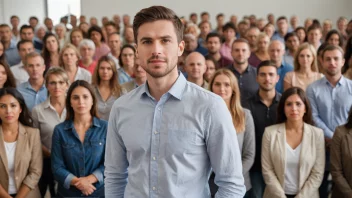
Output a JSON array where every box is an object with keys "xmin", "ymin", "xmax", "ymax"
[
  {"xmin": 322, "ymin": 45, "xmax": 344, "ymax": 59},
  {"xmin": 133, "ymin": 6, "xmax": 184, "ymax": 43}
]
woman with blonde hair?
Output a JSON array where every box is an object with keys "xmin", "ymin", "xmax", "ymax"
[
  {"xmin": 59, "ymin": 44, "xmax": 91, "ymax": 83},
  {"xmin": 92, "ymin": 56, "xmax": 126, "ymax": 120},
  {"xmin": 284, "ymin": 43, "xmax": 323, "ymax": 91},
  {"xmin": 248, "ymin": 33, "xmax": 270, "ymax": 67},
  {"xmin": 208, "ymin": 68, "xmax": 255, "ymax": 197}
]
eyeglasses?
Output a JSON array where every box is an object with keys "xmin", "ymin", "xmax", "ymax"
[{"xmin": 48, "ymin": 81, "xmax": 66, "ymax": 86}]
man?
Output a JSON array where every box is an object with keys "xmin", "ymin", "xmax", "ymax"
[
  {"xmin": 227, "ymin": 39, "xmax": 258, "ymax": 104},
  {"xmin": 10, "ymin": 15, "xmax": 20, "ymax": 42},
  {"xmin": 237, "ymin": 20, "xmax": 249, "ymax": 38},
  {"xmin": 102, "ymin": 16, "xmax": 109, "ymax": 26},
  {"xmin": 248, "ymin": 15, "xmax": 257, "ymax": 27},
  {"xmin": 122, "ymin": 14, "xmax": 131, "ymax": 27},
  {"xmin": 70, "ymin": 15, "xmax": 78, "ymax": 29},
  {"xmin": 271, "ymin": 16, "xmax": 289, "ymax": 43},
  {"xmin": 113, "ymin": 14, "xmax": 121, "ymax": 26},
  {"xmin": 123, "ymin": 26, "xmax": 135, "ymax": 45},
  {"xmin": 283, "ymin": 32, "xmax": 300, "ymax": 66},
  {"xmin": 205, "ymin": 32, "xmax": 233, "ymax": 69},
  {"xmin": 121, "ymin": 57, "xmax": 147, "ymax": 92},
  {"xmin": 307, "ymin": 25, "xmax": 322, "ymax": 50},
  {"xmin": 215, "ymin": 13, "xmax": 225, "ymax": 35},
  {"xmin": 44, "ymin": 17, "xmax": 54, "ymax": 33},
  {"xmin": 198, "ymin": 21, "xmax": 211, "ymax": 47},
  {"xmin": 183, "ymin": 34, "xmax": 208, "ymax": 57},
  {"xmin": 256, "ymin": 18, "xmax": 266, "ymax": 31},
  {"xmin": 90, "ymin": 17, "xmax": 98, "ymax": 26},
  {"xmin": 11, "ymin": 40, "xmax": 34, "ymax": 85},
  {"xmin": 105, "ymin": 5, "xmax": 245, "ymax": 198},
  {"xmin": 17, "ymin": 52, "xmax": 47, "ymax": 111},
  {"xmin": 184, "ymin": 52, "xmax": 208, "ymax": 89},
  {"xmin": 29, "ymin": 16, "xmax": 39, "ymax": 29},
  {"xmin": 189, "ymin": 13, "xmax": 198, "ymax": 24},
  {"xmin": 107, "ymin": 32, "xmax": 121, "ymax": 68},
  {"xmin": 246, "ymin": 27, "xmax": 260, "ymax": 52},
  {"xmin": 220, "ymin": 22, "xmax": 236, "ymax": 61},
  {"xmin": 306, "ymin": 45, "xmax": 352, "ymax": 198},
  {"xmin": 79, "ymin": 15, "xmax": 87, "ymax": 24},
  {"xmin": 267, "ymin": 13, "xmax": 275, "ymax": 25},
  {"xmin": 243, "ymin": 60, "xmax": 281, "ymax": 198},
  {"xmin": 104, "ymin": 21, "xmax": 118, "ymax": 41},
  {"xmin": 268, "ymin": 40, "xmax": 293, "ymax": 93},
  {"xmin": 0, "ymin": 24, "xmax": 21, "ymax": 66},
  {"xmin": 229, "ymin": 15, "xmax": 238, "ymax": 26},
  {"xmin": 20, "ymin": 25, "xmax": 43, "ymax": 51},
  {"xmin": 290, "ymin": 15, "xmax": 299, "ymax": 30},
  {"xmin": 200, "ymin": 11, "xmax": 210, "ymax": 22}
]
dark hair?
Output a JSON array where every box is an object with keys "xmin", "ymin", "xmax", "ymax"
[
  {"xmin": 307, "ymin": 24, "xmax": 322, "ymax": 33},
  {"xmin": 345, "ymin": 106, "xmax": 352, "ymax": 129},
  {"xmin": 10, "ymin": 15, "xmax": 19, "ymax": 20},
  {"xmin": 343, "ymin": 35, "xmax": 352, "ymax": 74},
  {"xmin": 133, "ymin": 6, "xmax": 184, "ymax": 44},
  {"xmin": 222, "ymin": 22, "xmax": 237, "ymax": 33},
  {"xmin": 205, "ymin": 56, "xmax": 217, "ymax": 67},
  {"xmin": 216, "ymin": 13, "xmax": 224, "ymax": 19},
  {"xmin": 206, "ymin": 32, "xmax": 221, "ymax": 42},
  {"xmin": 119, "ymin": 44, "xmax": 136, "ymax": 67},
  {"xmin": 0, "ymin": 88, "xmax": 33, "ymax": 127},
  {"xmin": 0, "ymin": 61, "xmax": 16, "ymax": 88},
  {"xmin": 256, "ymin": 60, "xmax": 278, "ymax": 75},
  {"xmin": 42, "ymin": 33, "xmax": 60, "ymax": 70},
  {"xmin": 232, "ymin": 38, "xmax": 250, "ymax": 48},
  {"xmin": 20, "ymin": 25, "xmax": 34, "ymax": 34},
  {"xmin": 322, "ymin": 45, "xmax": 344, "ymax": 59},
  {"xmin": 16, "ymin": 39, "xmax": 33, "ymax": 51},
  {"xmin": 88, "ymin": 25, "xmax": 105, "ymax": 42},
  {"xmin": 277, "ymin": 87, "xmax": 314, "ymax": 125},
  {"xmin": 190, "ymin": 13, "xmax": 197, "ymax": 18},
  {"xmin": 65, "ymin": 80, "xmax": 98, "ymax": 120},
  {"xmin": 317, "ymin": 42, "xmax": 329, "ymax": 56},
  {"xmin": 284, "ymin": 32, "xmax": 298, "ymax": 42},
  {"xmin": 69, "ymin": 28, "xmax": 84, "ymax": 44},
  {"xmin": 201, "ymin": 12, "xmax": 209, "ymax": 17},
  {"xmin": 276, "ymin": 16, "xmax": 287, "ymax": 23},
  {"xmin": 104, "ymin": 21, "xmax": 117, "ymax": 28},
  {"xmin": 295, "ymin": 26, "xmax": 307, "ymax": 42},
  {"xmin": 0, "ymin": 24, "xmax": 10, "ymax": 29},
  {"xmin": 29, "ymin": 16, "xmax": 38, "ymax": 22},
  {"xmin": 0, "ymin": 42, "xmax": 5, "ymax": 63},
  {"xmin": 325, "ymin": 29, "xmax": 344, "ymax": 48}
]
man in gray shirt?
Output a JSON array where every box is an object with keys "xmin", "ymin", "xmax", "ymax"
[{"xmin": 104, "ymin": 6, "xmax": 245, "ymax": 198}]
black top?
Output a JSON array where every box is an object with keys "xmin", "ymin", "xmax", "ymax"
[
  {"xmin": 243, "ymin": 91, "xmax": 281, "ymax": 172},
  {"xmin": 227, "ymin": 64, "xmax": 259, "ymax": 105}
]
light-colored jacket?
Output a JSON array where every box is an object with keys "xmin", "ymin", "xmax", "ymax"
[
  {"xmin": 0, "ymin": 123, "xmax": 42, "ymax": 198},
  {"xmin": 261, "ymin": 123, "xmax": 325, "ymax": 198}
]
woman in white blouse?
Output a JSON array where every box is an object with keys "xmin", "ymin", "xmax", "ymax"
[
  {"xmin": 261, "ymin": 87, "xmax": 325, "ymax": 198},
  {"xmin": 92, "ymin": 56, "xmax": 125, "ymax": 120},
  {"xmin": 31, "ymin": 66, "xmax": 69, "ymax": 197},
  {"xmin": 59, "ymin": 44, "xmax": 92, "ymax": 84}
]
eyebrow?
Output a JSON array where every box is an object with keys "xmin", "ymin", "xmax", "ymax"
[{"xmin": 140, "ymin": 35, "xmax": 173, "ymax": 42}]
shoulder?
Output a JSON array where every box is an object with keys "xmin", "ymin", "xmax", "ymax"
[
  {"xmin": 334, "ymin": 125, "xmax": 350, "ymax": 138},
  {"xmin": 21, "ymin": 124, "xmax": 40, "ymax": 137},
  {"xmin": 306, "ymin": 78, "xmax": 324, "ymax": 92},
  {"xmin": 264, "ymin": 123, "xmax": 283, "ymax": 134},
  {"xmin": 284, "ymin": 71, "xmax": 294, "ymax": 78},
  {"xmin": 184, "ymin": 81, "xmax": 225, "ymax": 106},
  {"xmin": 305, "ymin": 123, "xmax": 323, "ymax": 136},
  {"xmin": 243, "ymin": 108, "xmax": 252, "ymax": 117}
]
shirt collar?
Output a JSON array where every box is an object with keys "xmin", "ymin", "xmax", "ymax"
[
  {"xmin": 254, "ymin": 90, "xmax": 281, "ymax": 103},
  {"xmin": 64, "ymin": 117, "xmax": 101, "ymax": 130},
  {"xmin": 322, "ymin": 75, "xmax": 346, "ymax": 87},
  {"xmin": 24, "ymin": 80, "xmax": 46, "ymax": 91}
]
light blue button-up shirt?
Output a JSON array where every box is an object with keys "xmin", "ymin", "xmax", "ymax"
[
  {"xmin": 276, "ymin": 61, "xmax": 294, "ymax": 93},
  {"xmin": 117, "ymin": 68, "xmax": 133, "ymax": 84},
  {"xmin": 306, "ymin": 76, "xmax": 352, "ymax": 138},
  {"xmin": 17, "ymin": 81, "xmax": 47, "ymax": 111},
  {"xmin": 105, "ymin": 73, "xmax": 246, "ymax": 198}
]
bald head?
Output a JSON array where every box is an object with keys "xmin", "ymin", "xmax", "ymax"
[
  {"xmin": 269, "ymin": 40, "xmax": 285, "ymax": 66},
  {"xmin": 185, "ymin": 52, "xmax": 206, "ymax": 80}
]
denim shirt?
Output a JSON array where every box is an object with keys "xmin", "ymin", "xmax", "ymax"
[{"xmin": 51, "ymin": 117, "xmax": 107, "ymax": 197}]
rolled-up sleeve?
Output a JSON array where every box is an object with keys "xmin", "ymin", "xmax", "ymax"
[{"xmin": 205, "ymin": 98, "xmax": 246, "ymax": 197}]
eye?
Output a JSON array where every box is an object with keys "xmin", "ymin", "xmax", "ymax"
[
  {"xmin": 162, "ymin": 39, "xmax": 170, "ymax": 43},
  {"xmin": 0, "ymin": 104, "xmax": 5, "ymax": 108},
  {"xmin": 142, "ymin": 40, "xmax": 152, "ymax": 44}
]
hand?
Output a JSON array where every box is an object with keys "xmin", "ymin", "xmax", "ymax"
[{"xmin": 74, "ymin": 177, "xmax": 96, "ymax": 195}]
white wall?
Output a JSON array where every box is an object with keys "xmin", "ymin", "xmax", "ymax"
[
  {"xmin": 0, "ymin": 0, "xmax": 46, "ymax": 26},
  {"xmin": 81, "ymin": 0, "xmax": 351, "ymax": 28}
]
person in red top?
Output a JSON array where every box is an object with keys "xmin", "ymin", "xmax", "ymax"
[{"xmin": 78, "ymin": 39, "xmax": 97, "ymax": 74}]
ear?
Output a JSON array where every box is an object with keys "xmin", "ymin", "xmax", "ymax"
[
  {"xmin": 135, "ymin": 49, "xmax": 139, "ymax": 59},
  {"xmin": 178, "ymin": 40, "xmax": 185, "ymax": 57}
]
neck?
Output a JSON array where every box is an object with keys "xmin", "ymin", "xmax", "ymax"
[
  {"xmin": 147, "ymin": 68, "xmax": 178, "ymax": 101},
  {"xmin": 298, "ymin": 66, "xmax": 313, "ymax": 76},
  {"xmin": 233, "ymin": 62, "xmax": 248, "ymax": 74},
  {"xmin": 65, "ymin": 65, "xmax": 78, "ymax": 72},
  {"xmin": 2, "ymin": 40, "xmax": 10, "ymax": 49},
  {"xmin": 82, "ymin": 58, "xmax": 93, "ymax": 66},
  {"xmin": 2, "ymin": 122, "xmax": 19, "ymax": 133},
  {"xmin": 259, "ymin": 88, "xmax": 276, "ymax": 101},
  {"xmin": 29, "ymin": 78, "xmax": 44, "ymax": 87},
  {"xmin": 99, "ymin": 80, "xmax": 110, "ymax": 87},
  {"xmin": 285, "ymin": 120, "xmax": 304, "ymax": 131},
  {"xmin": 135, "ymin": 77, "xmax": 147, "ymax": 86},
  {"xmin": 274, "ymin": 60, "xmax": 282, "ymax": 68},
  {"xmin": 123, "ymin": 65, "xmax": 134, "ymax": 75},
  {"xmin": 225, "ymin": 38, "xmax": 235, "ymax": 45},
  {"xmin": 50, "ymin": 95, "xmax": 65, "ymax": 107},
  {"xmin": 50, "ymin": 51, "xmax": 59, "ymax": 56},
  {"xmin": 73, "ymin": 114, "xmax": 92, "ymax": 126},
  {"xmin": 95, "ymin": 42, "xmax": 102, "ymax": 47},
  {"xmin": 210, "ymin": 52, "xmax": 221, "ymax": 61},
  {"xmin": 326, "ymin": 73, "xmax": 342, "ymax": 87},
  {"xmin": 111, "ymin": 49, "xmax": 120, "ymax": 57},
  {"xmin": 288, "ymin": 49, "xmax": 297, "ymax": 56},
  {"xmin": 187, "ymin": 77, "xmax": 204, "ymax": 86}
]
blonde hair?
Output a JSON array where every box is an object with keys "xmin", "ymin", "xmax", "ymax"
[
  {"xmin": 209, "ymin": 69, "xmax": 245, "ymax": 133},
  {"xmin": 293, "ymin": 43, "xmax": 318, "ymax": 72},
  {"xmin": 59, "ymin": 43, "xmax": 80, "ymax": 68}
]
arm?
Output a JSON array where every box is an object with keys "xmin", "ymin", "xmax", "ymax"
[
  {"xmin": 306, "ymin": 86, "xmax": 334, "ymax": 138},
  {"xmin": 104, "ymin": 106, "xmax": 129, "ymax": 198},
  {"xmin": 0, "ymin": 185, "xmax": 11, "ymax": 198},
  {"xmin": 241, "ymin": 110, "xmax": 255, "ymax": 176},
  {"xmin": 20, "ymin": 129, "xmax": 43, "ymax": 195},
  {"xmin": 31, "ymin": 107, "xmax": 51, "ymax": 158},
  {"xmin": 261, "ymin": 128, "xmax": 286, "ymax": 197},
  {"xmin": 14, "ymin": 185, "xmax": 30, "ymax": 198},
  {"xmin": 205, "ymin": 98, "xmax": 246, "ymax": 198},
  {"xmin": 330, "ymin": 127, "xmax": 352, "ymax": 197},
  {"xmin": 295, "ymin": 129, "xmax": 325, "ymax": 198}
]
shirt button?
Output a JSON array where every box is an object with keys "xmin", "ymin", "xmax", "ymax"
[
  {"xmin": 157, "ymin": 107, "xmax": 161, "ymax": 111},
  {"xmin": 99, "ymin": 142, "xmax": 102, "ymax": 145},
  {"xmin": 153, "ymin": 156, "xmax": 156, "ymax": 160},
  {"xmin": 152, "ymin": 186, "xmax": 156, "ymax": 191}
]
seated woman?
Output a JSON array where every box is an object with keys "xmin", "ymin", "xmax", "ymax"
[
  {"xmin": 208, "ymin": 69, "xmax": 255, "ymax": 197},
  {"xmin": 118, "ymin": 44, "xmax": 136, "ymax": 84},
  {"xmin": 31, "ymin": 67, "xmax": 69, "ymax": 197},
  {"xmin": 284, "ymin": 43, "xmax": 323, "ymax": 91},
  {"xmin": 59, "ymin": 44, "xmax": 92, "ymax": 84},
  {"xmin": 51, "ymin": 80, "xmax": 107, "ymax": 197},
  {"xmin": 262, "ymin": 87, "xmax": 325, "ymax": 198},
  {"xmin": 330, "ymin": 106, "xmax": 352, "ymax": 197},
  {"xmin": 0, "ymin": 88, "xmax": 42, "ymax": 198},
  {"xmin": 92, "ymin": 56, "xmax": 126, "ymax": 121},
  {"xmin": 0, "ymin": 60, "xmax": 16, "ymax": 88}
]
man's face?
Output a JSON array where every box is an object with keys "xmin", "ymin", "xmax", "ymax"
[
  {"xmin": 25, "ymin": 56, "xmax": 45, "ymax": 80},
  {"xmin": 223, "ymin": 28, "xmax": 235, "ymax": 42},
  {"xmin": 206, "ymin": 37, "xmax": 221, "ymax": 54},
  {"xmin": 21, "ymin": 28, "xmax": 34, "ymax": 40},
  {"xmin": 123, "ymin": 15, "xmax": 130, "ymax": 26},
  {"xmin": 230, "ymin": 16, "xmax": 237, "ymax": 25},
  {"xmin": 238, "ymin": 23, "xmax": 249, "ymax": 37},
  {"xmin": 113, "ymin": 15, "xmax": 120, "ymax": 24},
  {"xmin": 90, "ymin": 18, "xmax": 98, "ymax": 26},
  {"xmin": 201, "ymin": 14, "xmax": 209, "ymax": 22},
  {"xmin": 307, "ymin": 29, "xmax": 322, "ymax": 44},
  {"xmin": 29, "ymin": 19, "xmax": 38, "ymax": 28},
  {"xmin": 133, "ymin": 59, "xmax": 147, "ymax": 79},
  {"xmin": 184, "ymin": 53, "xmax": 206, "ymax": 80},
  {"xmin": 290, "ymin": 16, "xmax": 298, "ymax": 27},
  {"xmin": 217, "ymin": 16, "xmax": 224, "ymax": 26},
  {"xmin": 10, "ymin": 17, "xmax": 19, "ymax": 28},
  {"xmin": 256, "ymin": 66, "xmax": 279, "ymax": 91},
  {"xmin": 200, "ymin": 23, "xmax": 210, "ymax": 36},
  {"xmin": 277, "ymin": 19, "xmax": 288, "ymax": 34},
  {"xmin": 246, "ymin": 29, "xmax": 259, "ymax": 46},
  {"xmin": 231, "ymin": 42, "xmax": 250, "ymax": 65},
  {"xmin": 269, "ymin": 42, "xmax": 284, "ymax": 64},
  {"xmin": 190, "ymin": 15, "xmax": 197, "ymax": 24},
  {"xmin": 286, "ymin": 36, "xmax": 300, "ymax": 51},
  {"xmin": 0, "ymin": 26, "xmax": 12, "ymax": 42},
  {"xmin": 79, "ymin": 16, "xmax": 86, "ymax": 23},
  {"xmin": 102, "ymin": 17, "xmax": 109, "ymax": 26},
  {"xmin": 184, "ymin": 37, "xmax": 197, "ymax": 52},
  {"xmin": 106, "ymin": 25, "xmax": 117, "ymax": 35},
  {"xmin": 19, "ymin": 42, "xmax": 34, "ymax": 61},
  {"xmin": 136, "ymin": 20, "xmax": 184, "ymax": 78},
  {"xmin": 45, "ymin": 19, "xmax": 53, "ymax": 30},
  {"xmin": 108, "ymin": 34, "xmax": 121, "ymax": 52},
  {"xmin": 124, "ymin": 27, "xmax": 134, "ymax": 43},
  {"xmin": 322, "ymin": 49, "xmax": 345, "ymax": 77}
]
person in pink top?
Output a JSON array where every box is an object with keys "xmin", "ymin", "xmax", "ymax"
[
  {"xmin": 88, "ymin": 25, "xmax": 110, "ymax": 61},
  {"xmin": 78, "ymin": 39, "xmax": 97, "ymax": 74}
]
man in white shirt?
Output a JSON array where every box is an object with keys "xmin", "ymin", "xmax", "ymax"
[
  {"xmin": 10, "ymin": 40, "xmax": 34, "ymax": 85},
  {"xmin": 107, "ymin": 32, "xmax": 121, "ymax": 69}
]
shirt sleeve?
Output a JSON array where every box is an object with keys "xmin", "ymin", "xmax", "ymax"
[
  {"xmin": 104, "ymin": 104, "xmax": 129, "ymax": 198},
  {"xmin": 306, "ymin": 85, "xmax": 334, "ymax": 138},
  {"xmin": 205, "ymin": 97, "xmax": 246, "ymax": 198}
]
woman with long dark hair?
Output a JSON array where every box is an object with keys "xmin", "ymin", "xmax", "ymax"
[{"xmin": 42, "ymin": 33, "xmax": 60, "ymax": 71}]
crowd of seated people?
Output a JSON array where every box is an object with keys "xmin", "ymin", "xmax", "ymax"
[{"xmin": 0, "ymin": 9, "xmax": 351, "ymax": 198}]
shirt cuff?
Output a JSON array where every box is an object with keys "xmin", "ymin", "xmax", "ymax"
[
  {"xmin": 92, "ymin": 169, "xmax": 104, "ymax": 184},
  {"xmin": 64, "ymin": 173, "xmax": 75, "ymax": 189}
]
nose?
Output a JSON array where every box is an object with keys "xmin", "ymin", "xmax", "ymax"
[{"xmin": 151, "ymin": 43, "xmax": 162, "ymax": 56}]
